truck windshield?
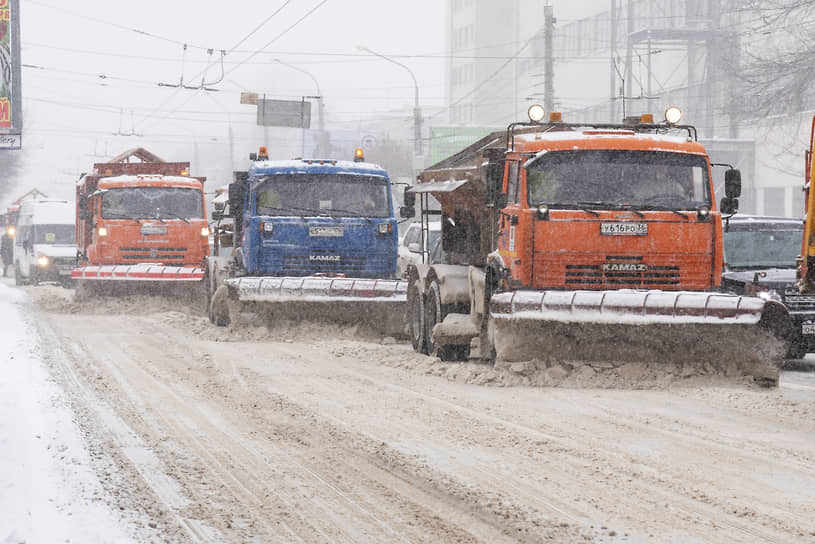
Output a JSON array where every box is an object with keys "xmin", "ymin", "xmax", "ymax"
[
  {"xmin": 256, "ymin": 174, "xmax": 390, "ymax": 218},
  {"xmin": 101, "ymin": 187, "xmax": 204, "ymax": 220},
  {"xmin": 33, "ymin": 224, "xmax": 74, "ymax": 244},
  {"xmin": 723, "ymin": 226, "xmax": 801, "ymax": 269},
  {"xmin": 527, "ymin": 150, "xmax": 711, "ymax": 209}
]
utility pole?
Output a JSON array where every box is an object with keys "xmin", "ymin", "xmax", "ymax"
[
  {"xmin": 609, "ymin": 0, "xmax": 617, "ymax": 121},
  {"xmin": 543, "ymin": 4, "xmax": 555, "ymax": 115}
]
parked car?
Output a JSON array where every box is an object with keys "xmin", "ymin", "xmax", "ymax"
[
  {"xmin": 397, "ymin": 221, "xmax": 441, "ymax": 278},
  {"xmin": 722, "ymin": 214, "xmax": 809, "ymax": 358},
  {"xmin": 13, "ymin": 199, "xmax": 76, "ymax": 287}
]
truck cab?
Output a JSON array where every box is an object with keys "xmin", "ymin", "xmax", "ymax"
[{"xmin": 225, "ymin": 150, "xmax": 399, "ymax": 279}]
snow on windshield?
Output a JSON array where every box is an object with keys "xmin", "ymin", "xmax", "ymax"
[
  {"xmin": 724, "ymin": 227, "xmax": 801, "ymax": 269},
  {"xmin": 256, "ymin": 174, "xmax": 390, "ymax": 218},
  {"xmin": 101, "ymin": 187, "xmax": 204, "ymax": 220},
  {"xmin": 527, "ymin": 150, "xmax": 711, "ymax": 209}
]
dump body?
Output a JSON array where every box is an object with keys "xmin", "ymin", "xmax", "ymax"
[
  {"xmin": 405, "ymin": 118, "xmax": 789, "ymax": 385},
  {"xmin": 72, "ymin": 148, "xmax": 209, "ymax": 289},
  {"xmin": 208, "ymin": 152, "xmax": 406, "ymax": 336}
]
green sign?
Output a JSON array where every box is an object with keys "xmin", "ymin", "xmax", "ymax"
[{"xmin": 430, "ymin": 126, "xmax": 501, "ymax": 164}]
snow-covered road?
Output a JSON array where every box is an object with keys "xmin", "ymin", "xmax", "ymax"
[{"xmin": 3, "ymin": 279, "xmax": 815, "ymax": 543}]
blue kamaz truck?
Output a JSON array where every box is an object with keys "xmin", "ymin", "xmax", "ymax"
[{"xmin": 207, "ymin": 147, "xmax": 407, "ymax": 334}]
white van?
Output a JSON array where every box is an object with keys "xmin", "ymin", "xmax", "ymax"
[{"xmin": 13, "ymin": 199, "xmax": 76, "ymax": 286}]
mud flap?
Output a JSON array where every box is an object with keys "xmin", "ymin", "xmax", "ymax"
[{"xmin": 490, "ymin": 290, "xmax": 792, "ymax": 386}]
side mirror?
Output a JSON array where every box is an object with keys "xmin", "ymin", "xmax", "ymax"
[
  {"xmin": 228, "ymin": 182, "xmax": 244, "ymax": 213},
  {"xmin": 407, "ymin": 242, "xmax": 421, "ymax": 253},
  {"xmin": 720, "ymin": 197, "xmax": 739, "ymax": 215},
  {"xmin": 403, "ymin": 187, "xmax": 416, "ymax": 208},
  {"xmin": 78, "ymin": 209, "xmax": 91, "ymax": 221},
  {"xmin": 725, "ymin": 169, "xmax": 742, "ymax": 199},
  {"xmin": 211, "ymin": 210, "xmax": 224, "ymax": 221},
  {"xmin": 78, "ymin": 195, "xmax": 89, "ymax": 211},
  {"xmin": 399, "ymin": 205, "xmax": 415, "ymax": 219},
  {"xmin": 484, "ymin": 160, "xmax": 507, "ymax": 208}
]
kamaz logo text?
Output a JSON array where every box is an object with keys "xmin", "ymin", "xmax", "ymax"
[
  {"xmin": 309, "ymin": 255, "xmax": 341, "ymax": 263},
  {"xmin": 602, "ymin": 263, "xmax": 647, "ymax": 272}
]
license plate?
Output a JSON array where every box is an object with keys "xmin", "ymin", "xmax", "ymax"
[
  {"xmin": 601, "ymin": 222, "xmax": 648, "ymax": 236},
  {"xmin": 141, "ymin": 224, "xmax": 168, "ymax": 235},
  {"xmin": 309, "ymin": 226, "xmax": 344, "ymax": 237},
  {"xmin": 802, "ymin": 323, "xmax": 815, "ymax": 335}
]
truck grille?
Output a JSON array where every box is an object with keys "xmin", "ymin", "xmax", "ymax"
[
  {"xmin": 282, "ymin": 252, "xmax": 368, "ymax": 273},
  {"xmin": 782, "ymin": 290, "xmax": 815, "ymax": 311},
  {"xmin": 120, "ymin": 247, "xmax": 187, "ymax": 261},
  {"xmin": 565, "ymin": 263, "xmax": 680, "ymax": 286}
]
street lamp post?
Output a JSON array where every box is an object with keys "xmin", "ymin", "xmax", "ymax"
[
  {"xmin": 274, "ymin": 59, "xmax": 326, "ymax": 157},
  {"xmin": 358, "ymin": 46, "xmax": 422, "ymax": 157}
]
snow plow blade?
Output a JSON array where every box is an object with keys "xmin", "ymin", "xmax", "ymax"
[
  {"xmin": 71, "ymin": 263, "xmax": 206, "ymax": 298},
  {"xmin": 489, "ymin": 290, "xmax": 793, "ymax": 386},
  {"xmin": 210, "ymin": 276, "xmax": 408, "ymax": 337}
]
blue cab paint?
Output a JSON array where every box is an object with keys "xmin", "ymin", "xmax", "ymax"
[{"xmin": 235, "ymin": 157, "xmax": 398, "ymax": 280}]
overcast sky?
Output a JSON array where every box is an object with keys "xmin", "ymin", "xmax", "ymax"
[{"xmin": 5, "ymin": 0, "xmax": 447, "ymax": 202}]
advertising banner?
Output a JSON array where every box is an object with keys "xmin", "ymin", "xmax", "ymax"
[{"xmin": 0, "ymin": 0, "xmax": 21, "ymax": 149}]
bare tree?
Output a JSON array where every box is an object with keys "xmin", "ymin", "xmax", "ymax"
[{"xmin": 727, "ymin": 1, "xmax": 815, "ymax": 118}]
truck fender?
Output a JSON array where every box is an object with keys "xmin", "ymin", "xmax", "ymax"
[{"xmin": 428, "ymin": 264, "xmax": 471, "ymax": 306}]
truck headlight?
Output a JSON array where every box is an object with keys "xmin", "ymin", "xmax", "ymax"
[
  {"xmin": 37, "ymin": 255, "xmax": 49, "ymax": 267},
  {"xmin": 201, "ymin": 227, "xmax": 211, "ymax": 237},
  {"xmin": 98, "ymin": 227, "xmax": 108, "ymax": 237}
]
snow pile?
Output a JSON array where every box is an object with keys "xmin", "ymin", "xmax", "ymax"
[{"xmin": 0, "ymin": 283, "xmax": 135, "ymax": 543}]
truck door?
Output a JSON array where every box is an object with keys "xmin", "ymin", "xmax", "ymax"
[{"xmin": 497, "ymin": 160, "xmax": 525, "ymax": 286}]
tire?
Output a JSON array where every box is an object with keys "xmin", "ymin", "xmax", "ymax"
[
  {"xmin": 786, "ymin": 339, "xmax": 807, "ymax": 360},
  {"xmin": 210, "ymin": 284, "xmax": 231, "ymax": 327},
  {"xmin": 408, "ymin": 280, "xmax": 426, "ymax": 354},
  {"xmin": 425, "ymin": 279, "xmax": 469, "ymax": 361},
  {"xmin": 479, "ymin": 267, "xmax": 498, "ymax": 363}
]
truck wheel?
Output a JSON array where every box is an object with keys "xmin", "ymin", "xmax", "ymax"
[
  {"xmin": 408, "ymin": 281, "xmax": 426, "ymax": 353},
  {"xmin": 786, "ymin": 340, "xmax": 807, "ymax": 360},
  {"xmin": 479, "ymin": 267, "xmax": 498, "ymax": 363},
  {"xmin": 210, "ymin": 284, "xmax": 231, "ymax": 327},
  {"xmin": 425, "ymin": 279, "xmax": 469, "ymax": 361}
]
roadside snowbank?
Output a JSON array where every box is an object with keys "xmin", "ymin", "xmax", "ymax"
[{"xmin": 0, "ymin": 282, "xmax": 135, "ymax": 544}]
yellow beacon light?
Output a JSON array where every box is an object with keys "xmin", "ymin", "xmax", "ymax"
[{"xmin": 354, "ymin": 148, "xmax": 365, "ymax": 162}]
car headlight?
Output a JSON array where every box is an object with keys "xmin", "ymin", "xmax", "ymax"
[
  {"xmin": 757, "ymin": 289, "xmax": 782, "ymax": 303},
  {"xmin": 37, "ymin": 255, "xmax": 49, "ymax": 267}
]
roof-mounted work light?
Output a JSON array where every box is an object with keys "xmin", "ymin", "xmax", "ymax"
[
  {"xmin": 665, "ymin": 106, "xmax": 682, "ymax": 125},
  {"xmin": 528, "ymin": 104, "xmax": 546, "ymax": 123},
  {"xmin": 354, "ymin": 148, "xmax": 365, "ymax": 162}
]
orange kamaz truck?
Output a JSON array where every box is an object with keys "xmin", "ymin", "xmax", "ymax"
[
  {"xmin": 403, "ymin": 106, "xmax": 791, "ymax": 385},
  {"xmin": 72, "ymin": 148, "xmax": 210, "ymax": 295}
]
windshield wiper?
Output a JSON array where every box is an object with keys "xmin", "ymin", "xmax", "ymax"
[
  {"xmin": 576, "ymin": 201, "xmax": 645, "ymax": 218},
  {"xmin": 321, "ymin": 208, "xmax": 374, "ymax": 224},
  {"xmin": 157, "ymin": 210, "xmax": 191, "ymax": 223},
  {"xmin": 103, "ymin": 212, "xmax": 141, "ymax": 223},
  {"xmin": 270, "ymin": 206, "xmax": 341, "ymax": 223},
  {"xmin": 635, "ymin": 204, "xmax": 689, "ymax": 220}
]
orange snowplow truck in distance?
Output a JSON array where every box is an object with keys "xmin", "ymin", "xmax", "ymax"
[
  {"xmin": 72, "ymin": 148, "xmax": 209, "ymax": 295},
  {"xmin": 403, "ymin": 106, "xmax": 792, "ymax": 385}
]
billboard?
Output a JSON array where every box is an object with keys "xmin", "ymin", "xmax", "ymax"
[
  {"xmin": 0, "ymin": 0, "xmax": 21, "ymax": 150},
  {"xmin": 257, "ymin": 98, "xmax": 311, "ymax": 129}
]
